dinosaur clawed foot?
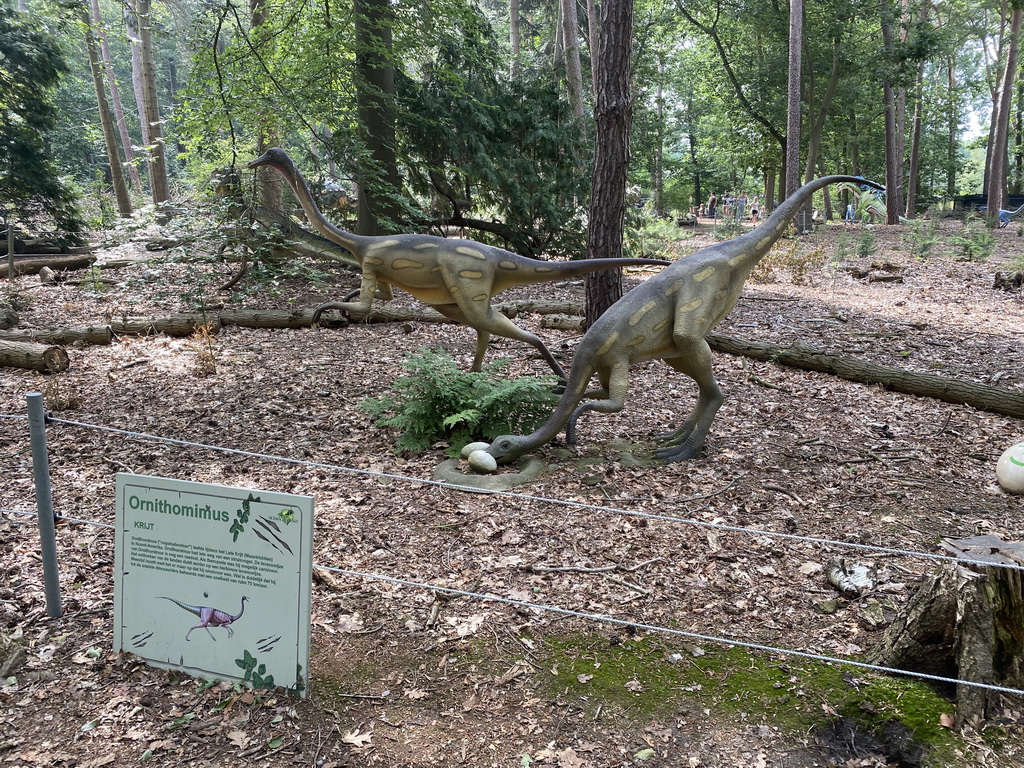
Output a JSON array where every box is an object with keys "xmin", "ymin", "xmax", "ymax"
[{"xmin": 653, "ymin": 440, "xmax": 707, "ymax": 463}]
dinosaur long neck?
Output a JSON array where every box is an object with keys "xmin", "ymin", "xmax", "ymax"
[
  {"xmin": 233, "ymin": 598, "xmax": 246, "ymax": 621},
  {"xmin": 515, "ymin": 360, "xmax": 599, "ymax": 453},
  {"xmin": 268, "ymin": 160, "xmax": 368, "ymax": 258},
  {"xmin": 728, "ymin": 175, "xmax": 873, "ymax": 271}
]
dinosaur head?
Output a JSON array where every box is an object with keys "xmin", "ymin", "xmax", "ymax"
[
  {"xmin": 247, "ymin": 147, "xmax": 293, "ymax": 173},
  {"xmin": 486, "ymin": 435, "xmax": 532, "ymax": 465}
]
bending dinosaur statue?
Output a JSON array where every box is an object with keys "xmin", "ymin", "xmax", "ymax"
[
  {"xmin": 247, "ymin": 148, "xmax": 669, "ymax": 380},
  {"xmin": 978, "ymin": 202, "xmax": 1024, "ymax": 228},
  {"xmin": 484, "ymin": 175, "xmax": 885, "ymax": 467},
  {"xmin": 159, "ymin": 595, "xmax": 248, "ymax": 641}
]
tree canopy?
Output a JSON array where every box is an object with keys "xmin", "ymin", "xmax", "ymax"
[
  {"xmin": 0, "ymin": 3, "xmax": 84, "ymax": 244},
  {"xmin": 10, "ymin": 0, "xmax": 1015, "ymax": 246}
]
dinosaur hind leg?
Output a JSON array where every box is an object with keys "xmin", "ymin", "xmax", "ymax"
[
  {"xmin": 654, "ymin": 343, "xmax": 725, "ymax": 462},
  {"xmin": 435, "ymin": 303, "xmax": 568, "ymax": 381},
  {"xmin": 565, "ymin": 362, "xmax": 628, "ymax": 445}
]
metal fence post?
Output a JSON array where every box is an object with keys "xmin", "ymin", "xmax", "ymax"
[{"xmin": 26, "ymin": 393, "xmax": 62, "ymax": 618}]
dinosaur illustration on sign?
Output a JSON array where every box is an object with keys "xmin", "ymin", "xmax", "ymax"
[
  {"xmin": 247, "ymin": 148, "xmax": 669, "ymax": 380},
  {"xmin": 159, "ymin": 595, "xmax": 248, "ymax": 641},
  {"xmin": 484, "ymin": 175, "xmax": 885, "ymax": 466}
]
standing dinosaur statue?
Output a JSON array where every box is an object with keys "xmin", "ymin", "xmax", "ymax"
[
  {"xmin": 483, "ymin": 175, "xmax": 885, "ymax": 467},
  {"xmin": 159, "ymin": 595, "xmax": 248, "ymax": 641},
  {"xmin": 978, "ymin": 202, "xmax": 1024, "ymax": 228},
  {"xmin": 247, "ymin": 148, "xmax": 668, "ymax": 381}
]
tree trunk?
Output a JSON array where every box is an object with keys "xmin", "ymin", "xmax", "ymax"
[
  {"xmin": 125, "ymin": 0, "xmax": 148, "ymax": 151},
  {"xmin": 82, "ymin": 5, "xmax": 132, "ymax": 218},
  {"xmin": 880, "ymin": 0, "xmax": 901, "ymax": 225},
  {"xmin": 354, "ymin": 0, "xmax": 403, "ymax": 236},
  {"xmin": 986, "ymin": 8, "xmax": 1022, "ymax": 227},
  {"xmin": 560, "ymin": 0, "xmax": 585, "ymax": 118},
  {"xmin": 135, "ymin": 0, "xmax": 169, "ymax": 205},
  {"xmin": 91, "ymin": 0, "xmax": 141, "ymax": 194},
  {"xmin": 509, "ymin": 0, "xmax": 521, "ymax": 77},
  {"xmin": 0, "ymin": 339, "xmax": 69, "ymax": 373},
  {"xmin": 249, "ymin": 0, "xmax": 283, "ymax": 214},
  {"xmin": 584, "ymin": 0, "xmax": 633, "ymax": 327},
  {"xmin": 784, "ymin": 0, "xmax": 802, "ymax": 199},
  {"xmin": 905, "ymin": 56, "xmax": 926, "ymax": 217}
]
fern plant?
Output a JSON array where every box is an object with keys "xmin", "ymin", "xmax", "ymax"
[{"xmin": 360, "ymin": 348, "xmax": 560, "ymax": 455}]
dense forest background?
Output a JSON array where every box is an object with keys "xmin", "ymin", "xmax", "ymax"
[{"xmin": 1, "ymin": 0, "xmax": 1017, "ymax": 257}]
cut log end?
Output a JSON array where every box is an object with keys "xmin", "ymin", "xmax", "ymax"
[{"xmin": 0, "ymin": 339, "xmax": 70, "ymax": 373}]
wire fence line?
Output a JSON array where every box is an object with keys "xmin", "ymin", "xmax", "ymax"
[
  {"xmin": 19, "ymin": 412, "xmax": 1024, "ymax": 574},
  {"xmin": 4, "ymin": 409, "xmax": 1024, "ymax": 698}
]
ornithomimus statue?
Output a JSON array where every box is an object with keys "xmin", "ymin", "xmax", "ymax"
[
  {"xmin": 483, "ymin": 175, "xmax": 885, "ymax": 467},
  {"xmin": 247, "ymin": 148, "xmax": 668, "ymax": 380}
]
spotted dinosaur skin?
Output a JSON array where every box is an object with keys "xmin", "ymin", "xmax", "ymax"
[
  {"xmin": 159, "ymin": 595, "xmax": 248, "ymax": 641},
  {"xmin": 485, "ymin": 175, "xmax": 885, "ymax": 465},
  {"xmin": 247, "ymin": 148, "xmax": 668, "ymax": 380}
]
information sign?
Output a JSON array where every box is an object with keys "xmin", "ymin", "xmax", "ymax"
[{"xmin": 113, "ymin": 474, "xmax": 313, "ymax": 697}]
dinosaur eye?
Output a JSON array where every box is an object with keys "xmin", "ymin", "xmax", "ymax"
[{"xmin": 500, "ymin": 440, "xmax": 511, "ymax": 450}]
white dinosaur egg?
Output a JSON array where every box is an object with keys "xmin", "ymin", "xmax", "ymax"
[
  {"xmin": 996, "ymin": 442, "xmax": 1024, "ymax": 494},
  {"xmin": 461, "ymin": 441, "xmax": 491, "ymax": 459},
  {"xmin": 467, "ymin": 449, "xmax": 498, "ymax": 474}
]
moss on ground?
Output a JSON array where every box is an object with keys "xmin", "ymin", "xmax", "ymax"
[{"xmin": 542, "ymin": 632, "xmax": 960, "ymax": 765}]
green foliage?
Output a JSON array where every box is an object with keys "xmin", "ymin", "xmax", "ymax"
[
  {"xmin": 901, "ymin": 217, "xmax": 941, "ymax": 259},
  {"xmin": 0, "ymin": 4, "xmax": 85, "ymax": 244},
  {"xmin": 857, "ymin": 229, "xmax": 878, "ymax": 259},
  {"xmin": 359, "ymin": 348, "xmax": 560, "ymax": 455},
  {"xmin": 949, "ymin": 217, "xmax": 995, "ymax": 262},
  {"xmin": 625, "ymin": 210, "xmax": 691, "ymax": 259}
]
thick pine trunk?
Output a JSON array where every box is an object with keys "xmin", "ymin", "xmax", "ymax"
[{"xmin": 584, "ymin": 0, "xmax": 633, "ymax": 327}]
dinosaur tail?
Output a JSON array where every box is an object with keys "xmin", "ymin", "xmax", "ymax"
[
  {"xmin": 511, "ymin": 256, "xmax": 669, "ymax": 286},
  {"xmin": 157, "ymin": 596, "xmax": 200, "ymax": 616}
]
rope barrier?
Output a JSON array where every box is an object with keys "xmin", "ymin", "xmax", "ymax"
[
  {"xmin": 36, "ymin": 414, "xmax": 1024, "ymax": 574},
  {"xmin": 5, "ymin": 410, "xmax": 1024, "ymax": 699}
]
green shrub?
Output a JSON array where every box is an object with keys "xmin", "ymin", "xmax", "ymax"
[
  {"xmin": 856, "ymin": 229, "xmax": 878, "ymax": 258},
  {"xmin": 901, "ymin": 217, "xmax": 941, "ymax": 259},
  {"xmin": 359, "ymin": 347, "xmax": 560, "ymax": 455},
  {"xmin": 949, "ymin": 218, "xmax": 996, "ymax": 262}
]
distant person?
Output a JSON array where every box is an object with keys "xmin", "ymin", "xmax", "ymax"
[
  {"xmin": 750, "ymin": 196, "xmax": 760, "ymax": 222},
  {"xmin": 706, "ymin": 192, "xmax": 717, "ymax": 218},
  {"xmin": 844, "ymin": 204, "xmax": 855, "ymax": 223}
]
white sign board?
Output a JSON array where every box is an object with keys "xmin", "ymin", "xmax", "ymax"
[{"xmin": 113, "ymin": 474, "xmax": 313, "ymax": 697}]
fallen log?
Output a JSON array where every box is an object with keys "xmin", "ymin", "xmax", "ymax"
[
  {"xmin": 706, "ymin": 333, "xmax": 1024, "ymax": 419},
  {"xmin": 110, "ymin": 314, "xmax": 222, "ymax": 338},
  {"xmin": 0, "ymin": 339, "xmax": 69, "ymax": 373},
  {"xmin": 0, "ymin": 326, "xmax": 113, "ymax": 345},
  {"xmin": 0, "ymin": 253, "xmax": 96, "ymax": 278}
]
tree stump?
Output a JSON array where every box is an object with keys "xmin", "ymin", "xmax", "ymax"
[{"xmin": 868, "ymin": 535, "xmax": 1024, "ymax": 730}]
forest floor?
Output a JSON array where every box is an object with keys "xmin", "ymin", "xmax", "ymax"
[{"xmin": 1, "ymin": 214, "xmax": 1023, "ymax": 768}]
